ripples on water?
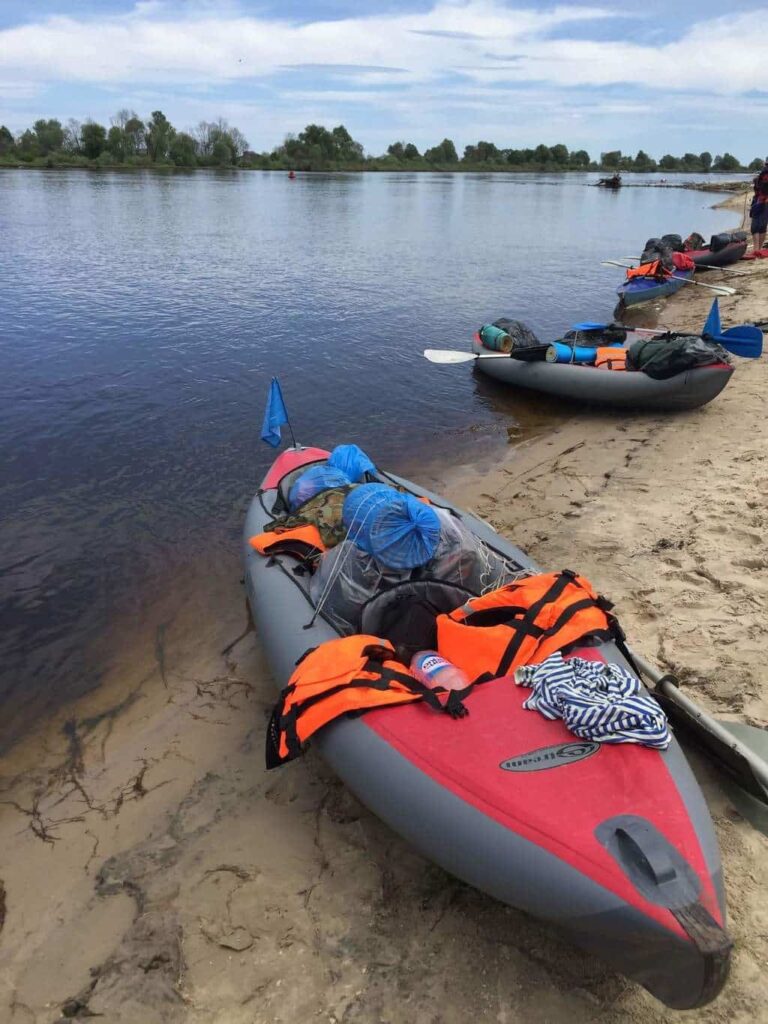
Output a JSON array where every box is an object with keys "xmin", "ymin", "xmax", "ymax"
[{"xmin": 0, "ymin": 168, "xmax": 740, "ymax": 749}]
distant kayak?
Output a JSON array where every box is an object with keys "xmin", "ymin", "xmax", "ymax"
[
  {"xmin": 617, "ymin": 270, "xmax": 692, "ymax": 306},
  {"xmin": 688, "ymin": 240, "xmax": 747, "ymax": 269},
  {"xmin": 471, "ymin": 331, "xmax": 733, "ymax": 411}
]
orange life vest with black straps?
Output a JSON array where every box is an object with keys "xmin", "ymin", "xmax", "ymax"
[
  {"xmin": 249, "ymin": 524, "xmax": 327, "ymax": 561},
  {"xmin": 595, "ymin": 347, "xmax": 627, "ymax": 371},
  {"xmin": 266, "ymin": 635, "xmax": 469, "ymax": 768},
  {"xmin": 436, "ymin": 570, "xmax": 617, "ymax": 682},
  {"xmin": 626, "ymin": 260, "xmax": 668, "ymax": 280}
]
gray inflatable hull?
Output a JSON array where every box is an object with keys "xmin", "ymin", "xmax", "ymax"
[
  {"xmin": 471, "ymin": 337, "xmax": 733, "ymax": 411},
  {"xmin": 244, "ymin": 458, "xmax": 730, "ymax": 1008}
]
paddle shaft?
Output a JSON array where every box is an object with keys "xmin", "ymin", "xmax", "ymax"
[{"xmin": 629, "ymin": 648, "xmax": 768, "ymax": 794}]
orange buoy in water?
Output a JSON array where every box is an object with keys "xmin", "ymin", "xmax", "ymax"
[{"xmin": 288, "ymin": 170, "xmax": 296, "ymax": 180}]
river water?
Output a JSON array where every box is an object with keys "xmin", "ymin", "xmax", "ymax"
[{"xmin": 0, "ymin": 168, "xmax": 743, "ymax": 750}]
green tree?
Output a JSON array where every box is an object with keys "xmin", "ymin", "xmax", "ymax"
[
  {"xmin": 632, "ymin": 149, "xmax": 656, "ymax": 171},
  {"xmin": 81, "ymin": 121, "xmax": 107, "ymax": 159},
  {"xmin": 699, "ymin": 151, "xmax": 712, "ymax": 171},
  {"xmin": 549, "ymin": 143, "xmax": 569, "ymax": 165},
  {"xmin": 32, "ymin": 119, "xmax": 64, "ymax": 155},
  {"xmin": 331, "ymin": 124, "xmax": 363, "ymax": 161},
  {"xmin": 146, "ymin": 110, "xmax": 174, "ymax": 162},
  {"xmin": 533, "ymin": 143, "xmax": 551, "ymax": 165},
  {"xmin": 680, "ymin": 152, "xmax": 701, "ymax": 171},
  {"xmin": 0, "ymin": 125, "xmax": 14, "ymax": 155},
  {"xmin": 17, "ymin": 129, "xmax": 40, "ymax": 160},
  {"xmin": 169, "ymin": 131, "xmax": 197, "ymax": 166},
  {"xmin": 569, "ymin": 149, "xmax": 591, "ymax": 168},
  {"xmin": 600, "ymin": 150, "xmax": 622, "ymax": 169},
  {"xmin": 658, "ymin": 154, "xmax": 680, "ymax": 170},
  {"xmin": 63, "ymin": 118, "xmax": 82, "ymax": 154},
  {"xmin": 106, "ymin": 126, "xmax": 126, "ymax": 161},
  {"xmin": 424, "ymin": 138, "xmax": 458, "ymax": 163},
  {"xmin": 403, "ymin": 143, "xmax": 420, "ymax": 160},
  {"xmin": 748, "ymin": 157, "xmax": 764, "ymax": 172},
  {"xmin": 124, "ymin": 116, "xmax": 145, "ymax": 156},
  {"xmin": 714, "ymin": 152, "xmax": 741, "ymax": 171},
  {"xmin": 387, "ymin": 142, "xmax": 405, "ymax": 159}
]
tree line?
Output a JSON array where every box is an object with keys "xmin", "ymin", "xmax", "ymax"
[
  {"xmin": 0, "ymin": 110, "xmax": 249, "ymax": 167},
  {"xmin": 0, "ymin": 114, "xmax": 763, "ymax": 174}
]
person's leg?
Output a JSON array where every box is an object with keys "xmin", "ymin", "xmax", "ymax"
[{"xmin": 759, "ymin": 233, "xmax": 767, "ymax": 252}]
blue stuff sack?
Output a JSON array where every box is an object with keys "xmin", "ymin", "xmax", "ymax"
[
  {"xmin": 327, "ymin": 444, "xmax": 377, "ymax": 482},
  {"xmin": 288, "ymin": 465, "xmax": 352, "ymax": 512},
  {"xmin": 342, "ymin": 484, "xmax": 441, "ymax": 570}
]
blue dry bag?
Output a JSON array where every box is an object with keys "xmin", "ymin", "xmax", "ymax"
[
  {"xmin": 327, "ymin": 444, "xmax": 377, "ymax": 482},
  {"xmin": 288, "ymin": 466, "xmax": 352, "ymax": 512},
  {"xmin": 342, "ymin": 484, "xmax": 441, "ymax": 570}
]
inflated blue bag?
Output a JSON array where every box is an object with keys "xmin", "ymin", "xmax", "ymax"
[
  {"xmin": 342, "ymin": 484, "xmax": 441, "ymax": 570},
  {"xmin": 288, "ymin": 465, "xmax": 351, "ymax": 512},
  {"xmin": 327, "ymin": 444, "xmax": 377, "ymax": 482}
]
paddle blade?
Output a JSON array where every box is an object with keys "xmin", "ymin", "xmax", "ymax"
[
  {"xmin": 703, "ymin": 298, "xmax": 722, "ymax": 337},
  {"xmin": 572, "ymin": 321, "xmax": 608, "ymax": 331},
  {"xmin": 719, "ymin": 325, "xmax": 763, "ymax": 359},
  {"xmin": 423, "ymin": 349, "xmax": 477, "ymax": 364},
  {"xmin": 653, "ymin": 691, "xmax": 768, "ymax": 809}
]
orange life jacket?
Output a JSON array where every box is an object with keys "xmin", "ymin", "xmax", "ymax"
[
  {"xmin": 436, "ymin": 570, "xmax": 617, "ymax": 682},
  {"xmin": 249, "ymin": 524, "xmax": 327, "ymax": 560},
  {"xmin": 266, "ymin": 635, "xmax": 468, "ymax": 767},
  {"xmin": 626, "ymin": 260, "xmax": 668, "ymax": 280},
  {"xmin": 594, "ymin": 347, "xmax": 628, "ymax": 371}
]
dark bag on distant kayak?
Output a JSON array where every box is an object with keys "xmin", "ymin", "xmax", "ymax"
[
  {"xmin": 684, "ymin": 232, "xmax": 706, "ymax": 251},
  {"xmin": 626, "ymin": 335, "xmax": 731, "ymax": 380},
  {"xmin": 660, "ymin": 233, "xmax": 685, "ymax": 252},
  {"xmin": 492, "ymin": 318, "xmax": 540, "ymax": 350},
  {"xmin": 561, "ymin": 324, "xmax": 627, "ymax": 347},
  {"xmin": 710, "ymin": 232, "xmax": 732, "ymax": 253}
]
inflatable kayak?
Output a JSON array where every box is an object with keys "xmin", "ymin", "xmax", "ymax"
[
  {"xmin": 689, "ymin": 240, "xmax": 747, "ymax": 269},
  {"xmin": 617, "ymin": 270, "xmax": 692, "ymax": 306},
  {"xmin": 243, "ymin": 446, "xmax": 731, "ymax": 1009},
  {"xmin": 471, "ymin": 334, "xmax": 733, "ymax": 411}
]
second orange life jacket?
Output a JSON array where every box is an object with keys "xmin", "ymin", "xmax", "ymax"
[
  {"xmin": 249, "ymin": 524, "xmax": 327, "ymax": 561},
  {"xmin": 436, "ymin": 570, "xmax": 617, "ymax": 682},
  {"xmin": 266, "ymin": 635, "xmax": 470, "ymax": 767}
]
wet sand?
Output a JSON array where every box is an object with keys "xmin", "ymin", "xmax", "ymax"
[{"xmin": 1, "ymin": 193, "xmax": 766, "ymax": 1023}]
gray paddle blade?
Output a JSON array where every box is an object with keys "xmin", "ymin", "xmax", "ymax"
[{"xmin": 717, "ymin": 721, "xmax": 768, "ymax": 836}]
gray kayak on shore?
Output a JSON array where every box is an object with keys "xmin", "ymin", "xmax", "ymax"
[
  {"xmin": 243, "ymin": 446, "xmax": 731, "ymax": 1010},
  {"xmin": 471, "ymin": 335, "xmax": 733, "ymax": 411}
]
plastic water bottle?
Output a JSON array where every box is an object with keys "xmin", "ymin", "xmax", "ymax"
[{"xmin": 410, "ymin": 651, "xmax": 470, "ymax": 692}]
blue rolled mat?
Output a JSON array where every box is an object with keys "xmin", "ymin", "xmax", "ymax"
[{"xmin": 545, "ymin": 342, "xmax": 597, "ymax": 364}]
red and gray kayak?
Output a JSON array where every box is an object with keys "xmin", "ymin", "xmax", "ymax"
[
  {"xmin": 688, "ymin": 240, "xmax": 747, "ymax": 269},
  {"xmin": 243, "ymin": 446, "xmax": 731, "ymax": 1009}
]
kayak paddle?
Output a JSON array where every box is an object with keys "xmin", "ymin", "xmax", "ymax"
[
  {"xmin": 571, "ymin": 320, "xmax": 762, "ymax": 359},
  {"xmin": 601, "ymin": 260, "xmax": 736, "ymax": 297},
  {"xmin": 424, "ymin": 349, "xmax": 510, "ymax": 364},
  {"xmin": 628, "ymin": 648, "xmax": 768, "ymax": 835}
]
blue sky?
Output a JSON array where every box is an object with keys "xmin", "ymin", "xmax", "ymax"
[{"xmin": 2, "ymin": 1, "xmax": 767, "ymax": 161}]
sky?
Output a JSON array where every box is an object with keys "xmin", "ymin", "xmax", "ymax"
[{"xmin": 1, "ymin": 0, "xmax": 768, "ymax": 161}]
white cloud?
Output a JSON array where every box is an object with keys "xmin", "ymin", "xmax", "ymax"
[{"xmin": 0, "ymin": 2, "xmax": 765, "ymax": 96}]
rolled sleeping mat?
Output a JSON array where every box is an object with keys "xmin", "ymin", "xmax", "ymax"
[
  {"xmin": 479, "ymin": 324, "xmax": 513, "ymax": 352},
  {"xmin": 545, "ymin": 343, "xmax": 597, "ymax": 364}
]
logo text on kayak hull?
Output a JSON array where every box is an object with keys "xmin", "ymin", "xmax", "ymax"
[{"xmin": 500, "ymin": 741, "xmax": 600, "ymax": 772}]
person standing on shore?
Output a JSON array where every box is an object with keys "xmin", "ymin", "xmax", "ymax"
[{"xmin": 750, "ymin": 157, "xmax": 768, "ymax": 253}]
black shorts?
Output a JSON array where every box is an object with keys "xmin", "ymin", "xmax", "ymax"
[{"xmin": 751, "ymin": 201, "xmax": 768, "ymax": 234}]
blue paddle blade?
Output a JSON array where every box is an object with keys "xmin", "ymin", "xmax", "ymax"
[
  {"xmin": 715, "ymin": 325, "xmax": 763, "ymax": 358},
  {"xmin": 703, "ymin": 298, "xmax": 722, "ymax": 338},
  {"xmin": 571, "ymin": 321, "xmax": 608, "ymax": 331}
]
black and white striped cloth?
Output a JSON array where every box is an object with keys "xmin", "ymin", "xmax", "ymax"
[{"xmin": 514, "ymin": 652, "xmax": 670, "ymax": 749}]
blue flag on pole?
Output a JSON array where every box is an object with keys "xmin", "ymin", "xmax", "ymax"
[
  {"xmin": 703, "ymin": 298, "xmax": 721, "ymax": 338},
  {"xmin": 261, "ymin": 377, "xmax": 289, "ymax": 447}
]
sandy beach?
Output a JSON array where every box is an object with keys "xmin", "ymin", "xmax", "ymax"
[{"xmin": 1, "ymin": 191, "xmax": 766, "ymax": 1024}]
